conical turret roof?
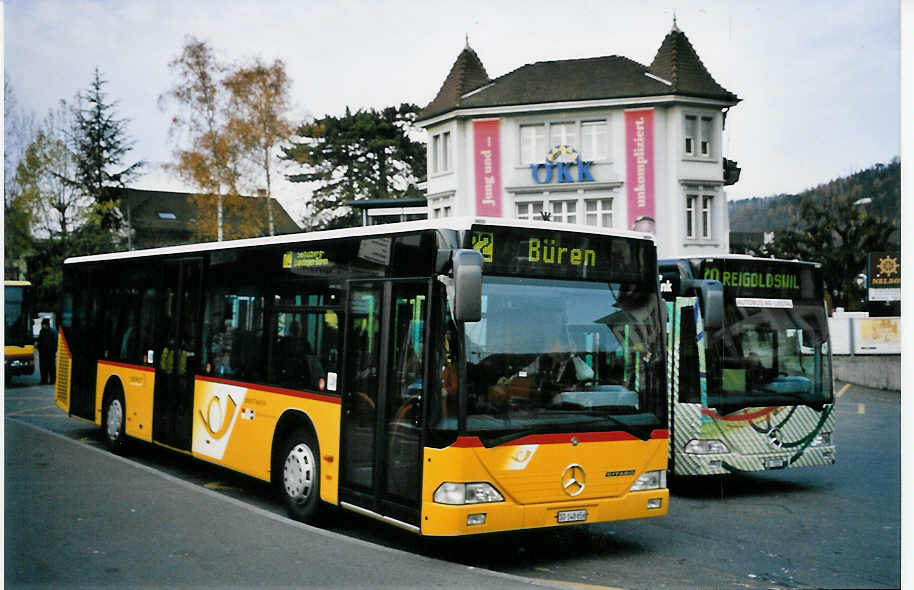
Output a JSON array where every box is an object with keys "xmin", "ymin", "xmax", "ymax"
[
  {"xmin": 418, "ymin": 43, "xmax": 491, "ymax": 120},
  {"xmin": 649, "ymin": 25, "xmax": 738, "ymax": 102}
]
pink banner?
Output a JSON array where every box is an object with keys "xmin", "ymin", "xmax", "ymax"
[
  {"xmin": 625, "ymin": 109, "xmax": 656, "ymax": 234},
  {"xmin": 473, "ymin": 119, "xmax": 502, "ymax": 216}
]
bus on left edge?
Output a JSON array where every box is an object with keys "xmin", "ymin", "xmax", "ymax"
[
  {"xmin": 5, "ymin": 280, "xmax": 35, "ymax": 385},
  {"xmin": 55, "ymin": 217, "xmax": 669, "ymax": 536}
]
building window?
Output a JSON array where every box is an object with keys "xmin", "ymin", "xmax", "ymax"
[
  {"xmin": 701, "ymin": 195, "xmax": 712, "ymax": 238},
  {"xmin": 585, "ymin": 198, "xmax": 613, "ymax": 227},
  {"xmin": 431, "ymin": 131, "xmax": 452, "ymax": 173},
  {"xmin": 549, "ymin": 122, "xmax": 577, "ymax": 150},
  {"xmin": 684, "ymin": 116, "xmax": 696, "ymax": 156},
  {"xmin": 581, "ymin": 121, "xmax": 608, "ymax": 161},
  {"xmin": 700, "ymin": 117, "xmax": 712, "ymax": 157},
  {"xmin": 520, "ymin": 124, "xmax": 546, "ymax": 164},
  {"xmin": 686, "ymin": 194, "xmax": 713, "ymax": 239},
  {"xmin": 551, "ymin": 200, "xmax": 577, "ymax": 224},
  {"xmin": 440, "ymin": 131, "xmax": 450, "ymax": 171},
  {"xmin": 684, "ymin": 114, "xmax": 714, "ymax": 158},
  {"xmin": 516, "ymin": 201, "xmax": 544, "ymax": 220}
]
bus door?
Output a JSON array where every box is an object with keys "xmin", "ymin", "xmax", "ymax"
[
  {"xmin": 153, "ymin": 258, "xmax": 202, "ymax": 451},
  {"xmin": 340, "ymin": 280, "xmax": 429, "ymax": 528},
  {"xmin": 69, "ymin": 271, "xmax": 104, "ymax": 421}
]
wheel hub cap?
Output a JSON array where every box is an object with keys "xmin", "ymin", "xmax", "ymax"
[
  {"xmin": 107, "ymin": 400, "xmax": 123, "ymax": 440},
  {"xmin": 283, "ymin": 443, "xmax": 315, "ymax": 503}
]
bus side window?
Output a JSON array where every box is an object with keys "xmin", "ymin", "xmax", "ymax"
[
  {"xmin": 138, "ymin": 288, "xmax": 157, "ymax": 365},
  {"xmin": 269, "ymin": 309, "xmax": 339, "ymax": 392},
  {"xmin": 203, "ymin": 289, "xmax": 264, "ymax": 380}
]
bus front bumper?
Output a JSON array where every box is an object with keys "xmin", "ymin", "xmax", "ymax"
[
  {"xmin": 419, "ymin": 489, "xmax": 669, "ymax": 536},
  {"xmin": 675, "ymin": 445, "xmax": 836, "ymax": 476}
]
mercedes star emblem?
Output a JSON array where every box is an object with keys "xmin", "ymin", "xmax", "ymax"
[{"xmin": 561, "ymin": 464, "xmax": 586, "ymax": 496}]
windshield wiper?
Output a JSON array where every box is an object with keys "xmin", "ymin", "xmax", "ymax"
[
  {"xmin": 601, "ymin": 413, "xmax": 655, "ymax": 441},
  {"xmin": 715, "ymin": 391, "xmax": 830, "ymax": 415},
  {"xmin": 480, "ymin": 415, "xmax": 654, "ymax": 448},
  {"xmin": 482, "ymin": 423, "xmax": 558, "ymax": 448}
]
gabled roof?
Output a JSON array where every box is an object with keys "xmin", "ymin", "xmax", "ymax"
[
  {"xmin": 417, "ymin": 26, "xmax": 738, "ymax": 122},
  {"xmin": 649, "ymin": 24, "xmax": 739, "ymax": 103},
  {"xmin": 119, "ymin": 188, "xmax": 301, "ymax": 245}
]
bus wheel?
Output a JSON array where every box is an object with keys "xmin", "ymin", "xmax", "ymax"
[
  {"xmin": 279, "ymin": 428, "xmax": 320, "ymax": 523},
  {"xmin": 103, "ymin": 394, "xmax": 127, "ymax": 454}
]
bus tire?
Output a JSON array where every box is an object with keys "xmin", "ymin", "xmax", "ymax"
[
  {"xmin": 102, "ymin": 392, "xmax": 127, "ymax": 454},
  {"xmin": 278, "ymin": 427, "xmax": 320, "ymax": 523}
]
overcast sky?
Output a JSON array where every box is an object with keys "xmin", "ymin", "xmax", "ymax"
[{"xmin": 3, "ymin": 0, "xmax": 899, "ymax": 223}]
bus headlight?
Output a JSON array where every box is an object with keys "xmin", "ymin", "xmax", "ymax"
[
  {"xmin": 629, "ymin": 470, "xmax": 667, "ymax": 491},
  {"xmin": 684, "ymin": 439, "xmax": 730, "ymax": 454},
  {"xmin": 811, "ymin": 431, "xmax": 832, "ymax": 447},
  {"xmin": 433, "ymin": 482, "xmax": 504, "ymax": 505}
]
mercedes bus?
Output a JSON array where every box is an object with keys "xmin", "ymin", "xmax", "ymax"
[
  {"xmin": 56, "ymin": 218, "xmax": 669, "ymax": 535},
  {"xmin": 659, "ymin": 255, "xmax": 835, "ymax": 476}
]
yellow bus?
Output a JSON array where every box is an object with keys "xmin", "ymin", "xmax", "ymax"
[
  {"xmin": 56, "ymin": 218, "xmax": 669, "ymax": 535},
  {"xmin": 5, "ymin": 280, "xmax": 36, "ymax": 385}
]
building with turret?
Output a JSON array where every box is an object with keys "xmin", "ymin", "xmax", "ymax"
[{"xmin": 415, "ymin": 22, "xmax": 740, "ymax": 257}]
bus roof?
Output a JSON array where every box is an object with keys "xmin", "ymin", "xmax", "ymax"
[
  {"xmin": 4, "ymin": 280, "xmax": 31, "ymax": 287},
  {"xmin": 64, "ymin": 217, "xmax": 656, "ymax": 265},
  {"xmin": 660, "ymin": 254, "xmax": 822, "ymax": 268}
]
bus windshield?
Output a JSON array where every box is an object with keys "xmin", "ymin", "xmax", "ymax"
[
  {"xmin": 710, "ymin": 300, "xmax": 832, "ymax": 412},
  {"xmin": 463, "ymin": 276, "xmax": 665, "ymax": 446},
  {"xmin": 5, "ymin": 285, "xmax": 32, "ymax": 346}
]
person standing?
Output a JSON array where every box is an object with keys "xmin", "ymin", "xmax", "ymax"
[{"xmin": 37, "ymin": 318, "xmax": 57, "ymax": 385}]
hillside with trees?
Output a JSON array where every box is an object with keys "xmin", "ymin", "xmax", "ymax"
[
  {"xmin": 728, "ymin": 158, "xmax": 900, "ymax": 311},
  {"xmin": 729, "ymin": 158, "xmax": 900, "ymax": 233}
]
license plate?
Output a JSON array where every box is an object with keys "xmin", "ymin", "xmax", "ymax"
[
  {"xmin": 764, "ymin": 458, "xmax": 787, "ymax": 469},
  {"xmin": 556, "ymin": 509, "xmax": 587, "ymax": 523}
]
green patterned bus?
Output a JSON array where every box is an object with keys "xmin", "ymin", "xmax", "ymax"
[{"xmin": 659, "ymin": 255, "xmax": 835, "ymax": 476}]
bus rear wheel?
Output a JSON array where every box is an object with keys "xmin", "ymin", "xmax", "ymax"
[
  {"xmin": 103, "ymin": 394, "xmax": 127, "ymax": 454},
  {"xmin": 279, "ymin": 428, "xmax": 320, "ymax": 523}
]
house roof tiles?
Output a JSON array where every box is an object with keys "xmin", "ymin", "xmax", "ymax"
[{"xmin": 417, "ymin": 26, "xmax": 738, "ymax": 121}]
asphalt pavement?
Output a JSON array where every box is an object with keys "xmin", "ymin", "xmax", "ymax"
[
  {"xmin": 4, "ymin": 359, "xmax": 902, "ymax": 589},
  {"xmin": 4, "ymin": 418, "xmax": 571, "ymax": 589}
]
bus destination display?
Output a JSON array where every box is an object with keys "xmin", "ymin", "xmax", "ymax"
[
  {"xmin": 470, "ymin": 225, "xmax": 651, "ymax": 282},
  {"xmin": 698, "ymin": 259, "xmax": 819, "ymax": 301}
]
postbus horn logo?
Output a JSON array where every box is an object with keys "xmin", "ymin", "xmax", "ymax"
[{"xmin": 200, "ymin": 395, "xmax": 237, "ymax": 439}]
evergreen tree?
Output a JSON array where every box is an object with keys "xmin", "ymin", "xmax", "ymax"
[
  {"xmin": 762, "ymin": 194, "xmax": 898, "ymax": 311},
  {"xmin": 71, "ymin": 68, "xmax": 144, "ymax": 231},
  {"xmin": 282, "ymin": 104, "xmax": 426, "ymax": 229}
]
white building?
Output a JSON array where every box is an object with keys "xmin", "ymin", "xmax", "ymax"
[{"xmin": 416, "ymin": 23, "xmax": 741, "ymax": 258}]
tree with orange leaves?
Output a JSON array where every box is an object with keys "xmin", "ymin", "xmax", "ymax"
[
  {"xmin": 159, "ymin": 36, "xmax": 293, "ymax": 241},
  {"xmin": 223, "ymin": 57, "xmax": 293, "ymax": 236}
]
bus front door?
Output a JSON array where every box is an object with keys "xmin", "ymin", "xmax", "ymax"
[
  {"xmin": 340, "ymin": 280, "xmax": 429, "ymax": 529},
  {"xmin": 153, "ymin": 259, "xmax": 202, "ymax": 451}
]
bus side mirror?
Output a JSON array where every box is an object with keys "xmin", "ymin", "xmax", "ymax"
[
  {"xmin": 452, "ymin": 249, "xmax": 483, "ymax": 323},
  {"xmin": 682, "ymin": 279, "xmax": 723, "ymax": 331}
]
